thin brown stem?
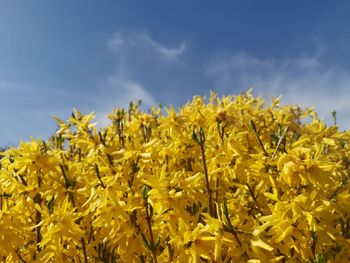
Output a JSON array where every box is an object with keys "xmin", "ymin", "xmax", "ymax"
[
  {"xmin": 224, "ymin": 226, "xmax": 242, "ymax": 247},
  {"xmin": 329, "ymin": 180, "xmax": 347, "ymax": 201},
  {"xmin": 145, "ymin": 203, "xmax": 158, "ymax": 263},
  {"xmin": 199, "ymin": 141, "xmax": 215, "ymax": 218},
  {"xmin": 217, "ymin": 122, "xmax": 226, "ymax": 144},
  {"xmin": 61, "ymin": 162, "xmax": 89, "ymax": 262},
  {"xmin": 215, "ymin": 178, "xmax": 220, "ymax": 204},
  {"xmin": 141, "ymin": 186, "xmax": 158, "ymax": 263},
  {"xmin": 250, "ymin": 120, "xmax": 268, "ymax": 156},
  {"xmin": 34, "ymin": 193, "xmax": 42, "ymax": 255},
  {"xmin": 271, "ymin": 126, "xmax": 289, "ymax": 161},
  {"xmin": 222, "ymin": 202, "xmax": 242, "ymax": 247},
  {"xmin": 94, "ymin": 164, "xmax": 106, "ymax": 189},
  {"xmin": 246, "ymin": 183, "xmax": 264, "ymax": 216},
  {"xmin": 193, "ymin": 128, "xmax": 215, "ymax": 217},
  {"xmin": 81, "ymin": 237, "xmax": 88, "ymax": 263},
  {"xmin": 34, "ymin": 173, "xmax": 43, "ymax": 258},
  {"xmin": 15, "ymin": 249, "xmax": 26, "ymax": 263}
]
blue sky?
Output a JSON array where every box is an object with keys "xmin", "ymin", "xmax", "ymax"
[{"xmin": 1, "ymin": 1, "xmax": 350, "ymax": 145}]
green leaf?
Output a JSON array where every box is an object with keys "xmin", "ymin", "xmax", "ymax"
[
  {"xmin": 95, "ymin": 164, "xmax": 100, "ymax": 177},
  {"xmin": 249, "ymin": 119, "xmax": 257, "ymax": 132},
  {"xmin": 222, "ymin": 201, "xmax": 229, "ymax": 219},
  {"xmin": 314, "ymin": 254, "xmax": 326, "ymax": 263},
  {"xmin": 155, "ymin": 236, "xmax": 161, "ymax": 250},
  {"xmin": 47, "ymin": 195, "xmax": 55, "ymax": 214},
  {"xmin": 141, "ymin": 233, "xmax": 152, "ymax": 251},
  {"xmin": 192, "ymin": 131, "xmax": 198, "ymax": 144},
  {"xmin": 148, "ymin": 203, "xmax": 154, "ymax": 219},
  {"xmin": 142, "ymin": 185, "xmax": 149, "ymax": 201}
]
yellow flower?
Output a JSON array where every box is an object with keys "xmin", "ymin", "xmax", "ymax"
[{"xmin": 0, "ymin": 91, "xmax": 349, "ymax": 261}]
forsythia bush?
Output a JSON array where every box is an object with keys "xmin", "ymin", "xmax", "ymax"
[{"xmin": 0, "ymin": 91, "xmax": 350, "ymax": 262}]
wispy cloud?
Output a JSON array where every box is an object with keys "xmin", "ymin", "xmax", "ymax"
[
  {"xmin": 95, "ymin": 73, "xmax": 157, "ymax": 126},
  {"xmin": 107, "ymin": 76, "xmax": 156, "ymax": 107},
  {"xmin": 129, "ymin": 32, "xmax": 186, "ymax": 60},
  {"xmin": 207, "ymin": 52, "xmax": 350, "ymax": 128},
  {"xmin": 108, "ymin": 31, "xmax": 186, "ymax": 60},
  {"xmin": 0, "ymin": 75, "xmax": 155, "ymax": 142},
  {"xmin": 95, "ymin": 31, "xmax": 180, "ymax": 125},
  {"xmin": 107, "ymin": 32, "xmax": 124, "ymax": 50}
]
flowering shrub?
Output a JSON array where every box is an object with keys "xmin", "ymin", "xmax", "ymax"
[{"xmin": 0, "ymin": 91, "xmax": 349, "ymax": 262}]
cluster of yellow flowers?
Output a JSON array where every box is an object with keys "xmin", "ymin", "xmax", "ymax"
[{"xmin": 0, "ymin": 91, "xmax": 350, "ymax": 262}]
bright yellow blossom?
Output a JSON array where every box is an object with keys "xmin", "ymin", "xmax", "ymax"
[{"xmin": 0, "ymin": 91, "xmax": 349, "ymax": 262}]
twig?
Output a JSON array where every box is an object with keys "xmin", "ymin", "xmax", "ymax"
[
  {"xmin": 142, "ymin": 186, "xmax": 158, "ymax": 263},
  {"xmin": 246, "ymin": 183, "xmax": 264, "ymax": 216},
  {"xmin": 94, "ymin": 164, "xmax": 106, "ymax": 189},
  {"xmin": 328, "ymin": 179, "xmax": 347, "ymax": 201},
  {"xmin": 249, "ymin": 120, "xmax": 268, "ymax": 156},
  {"xmin": 34, "ymin": 174, "xmax": 43, "ymax": 257},
  {"xmin": 193, "ymin": 128, "xmax": 215, "ymax": 217},
  {"xmin": 221, "ymin": 202, "xmax": 242, "ymax": 247},
  {"xmin": 271, "ymin": 126, "xmax": 289, "ymax": 161},
  {"xmin": 81, "ymin": 237, "xmax": 88, "ymax": 263}
]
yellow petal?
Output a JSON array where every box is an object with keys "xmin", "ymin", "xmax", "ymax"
[{"xmin": 251, "ymin": 237, "xmax": 274, "ymax": 252}]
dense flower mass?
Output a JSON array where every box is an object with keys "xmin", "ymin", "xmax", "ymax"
[{"xmin": 0, "ymin": 91, "xmax": 350, "ymax": 262}]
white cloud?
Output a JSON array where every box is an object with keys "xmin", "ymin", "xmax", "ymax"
[
  {"xmin": 95, "ymin": 75, "xmax": 157, "ymax": 126},
  {"xmin": 107, "ymin": 32, "xmax": 124, "ymax": 50},
  {"xmin": 106, "ymin": 75, "xmax": 156, "ymax": 109},
  {"xmin": 94, "ymin": 31, "xmax": 187, "ymax": 126},
  {"xmin": 129, "ymin": 32, "xmax": 186, "ymax": 60},
  {"xmin": 0, "ymin": 76, "xmax": 155, "ymax": 141},
  {"xmin": 108, "ymin": 31, "xmax": 186, "ymax": 60},
  {"xmin": 207, "ymin": 52, "xmax": 350, "ymax": 128}
]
